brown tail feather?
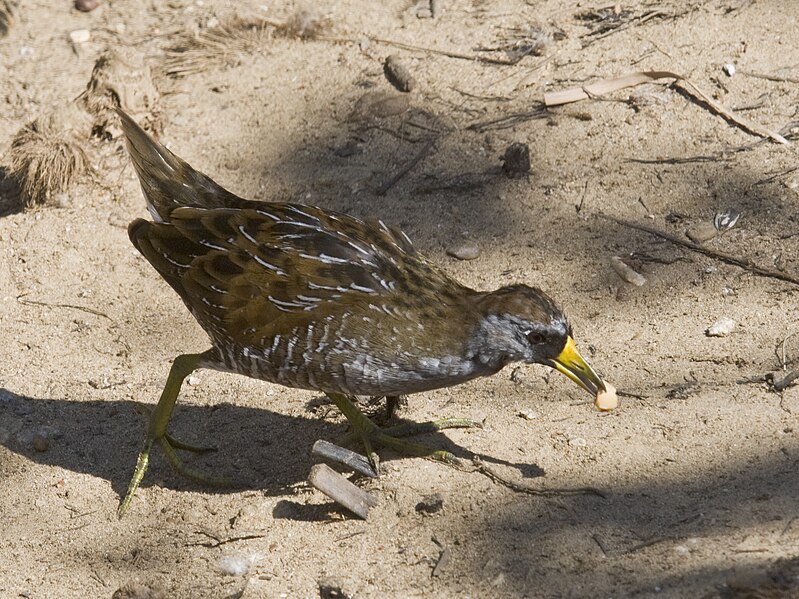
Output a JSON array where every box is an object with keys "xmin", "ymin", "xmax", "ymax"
[{"xmin": 117, "ymin": 108, "xmax": 244, "ymax": 222}]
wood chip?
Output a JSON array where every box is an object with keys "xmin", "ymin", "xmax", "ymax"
[
  {"xmin": 308, "ymin": 464, "xmax": 378, "ymax": 520},
  {"xmin": 610, "ymin": 256, "xmax": 646, "ymax": 286},
  {"xmin": 311, "ymin": 439, "xmax": 377, "ymax": 478},
  {"xmin": 383, "ymin": 54, "xmax": 416, "ymax": 92},
  {"xmin": 431, "ymin": 547, "xmax": 450, "ymax": 577}
]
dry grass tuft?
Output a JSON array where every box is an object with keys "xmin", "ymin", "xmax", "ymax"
[
  {"xmin": 163, "ymin": 15, "xmax": 273, "ymax": 78},
  {"xmin": 7, "ymin": 105, "xmax": 91, "ymax": 207},
  {"xmin": 163, "ymin": 9, "xmax": 332, "ymax": 78}
]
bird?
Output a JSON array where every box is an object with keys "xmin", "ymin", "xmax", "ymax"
[{"xmin": 115, "ymin": 108, "xmax": 606, "ymax": 517}]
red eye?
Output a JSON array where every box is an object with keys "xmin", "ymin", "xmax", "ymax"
[{"xmin": 527, "ymin": 332, "xmax": 546, "ymax": 344}]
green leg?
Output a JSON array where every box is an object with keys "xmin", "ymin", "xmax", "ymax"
[
  {"xmin": 328, "ymin": 393, "xmax": 481, "ymax": 470},
  {"xmin": 118, "ymin": 353, "xmax": 227, "ymax": 518}
]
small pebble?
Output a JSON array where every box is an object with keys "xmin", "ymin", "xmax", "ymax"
[
  {"xmin": 706, "ymin": 317, "xmax": 736, "ymax": 337},
  {"xmin": 76, "ymin": 0, "xmax": 101, "ymax": 11},
  {"xmin": 722, "ymin": 63, "xmax": 736, "ymax": 77},
  {"xmin": 446, "ymin": 243, "xmax": 480, "ymax": 261},
  {"xmin": 685, "ymin": 222, "xmax": 718, "ymax": 244},
  {"xmin": 32, "ymin": 433, "xmax": 49, "ymax": 452},
  {"xmin": 348, "ymin": 91, "xmax": 410, "ymax": 121},
  {"xmin": 674, "ymin": 544, "xmax": 691, "ymax": 556},
  {"xmin": 187, "ymin": 375, "xmax": 200, "ymax": 386},
  {"xmin": 518, "ymin": 409, "xmax": 538, "ymax": 420},
  {"xmin": 218, "ymin": 553, "xmax": 260, "ymax": 577},
  {"xmin": 501, "ymin": 143, "xmax": 531, "ymax": 179},
  {"xmin": 415, "ymin": 493, "xmax": 444, "ymax": 515},
  {"xmin": 69, "ymin": 29, "xmax": 91, "ymax": 44},
  {"xmin": 568, "ymin": 436, "xmax": 587, "ymax": 447}
]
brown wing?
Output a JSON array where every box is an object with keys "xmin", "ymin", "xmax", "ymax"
[{"xmin": 129, "ymin": 203, "xmax": 470, "ymax": 349}]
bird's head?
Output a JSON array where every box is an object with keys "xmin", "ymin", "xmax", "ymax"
[{"xmin": 470, "ymin": 284, "xmax": 605, "ymax": 396}]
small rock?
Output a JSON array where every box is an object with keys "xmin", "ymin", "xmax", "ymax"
[
  {"xmin": 501, "ymin": 143, "xmax": 531, "ymax": 179},
  {"xmin": 32, "ymin": 433, "xmax": 49, "ymax": 452},
  {"xmin": 706, "ymin": 317, "xmax": 736, "ymax": 337},
  {"xmin": 686, "ymin": 222, "xmax": 718, "ymax": 244},
  {"xmin": 722, "ymin": 63, "xmax": 736, "ymax": 77},
  {"xmin": 415, "ymin": 492, "xmax": 444, "ymax": 515},
  {"xmin": 446, "ymin": 243, "xmax": 480, "ymax": 261},
  {"xmin": 218, "ymin": 553, "xmax": 259, "ymax": 577},
  {"xmin": 69, "ymin": 29, "xmax": 91, "ymax": 44},
  {"xmin": 187, "ymin": 375, "xmax": 200, "ymax": 386},
  {"xmin": 674, "ymin": 544, "xmax": 691, "ymax": 556},
  {"xmin": 568, "ymin": 436, "xmax": 587, "ymax": 447},
  {"xmin": 76, "ymin": 0, "xmax": 101, "ymax": 11},
  {"xmin": 518, "ymin": 408, "xmax": 538, "ymax": 420},
  {"xmin": 348, "ymin": 91, "xmax": 410, "ymax": 121},
  {"xmin": 333, "ymin": 140, "xmax": 362, "ymax": 158}
]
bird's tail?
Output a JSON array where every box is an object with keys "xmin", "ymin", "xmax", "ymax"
[{"xmin": 116, "ymin": 108, "xmax": 243, "ymax": 222}]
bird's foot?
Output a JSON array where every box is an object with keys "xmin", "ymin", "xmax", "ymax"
[
  {"xmin": 118, "ymin": 432, "xmax": 231, "ymax": 518},
  {"xmin": 327, "ymin": 393, "xmax": 481, "ymax": 473}
]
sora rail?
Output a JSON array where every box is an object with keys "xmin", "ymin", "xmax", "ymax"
[{"xmin": 116, "ymin": 108, "xmax": 606, "ymax": 517}]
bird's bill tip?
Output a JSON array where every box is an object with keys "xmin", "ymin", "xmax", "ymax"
[{"xmin": 549, "ymin": 336, "xmax": 605, "ymax": 397}]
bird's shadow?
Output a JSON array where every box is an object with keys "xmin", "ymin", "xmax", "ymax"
[{"xmin": 0, "ymin": 387, "xmax": 544, "ymax": 505}]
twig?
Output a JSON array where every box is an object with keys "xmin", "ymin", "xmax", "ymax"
[
  {"xmin": 16, "ymin": 294, "xmax": 112, "ymax": 320},
  {"xmin": 773, "ymin": 369, "xmax": 799, "ymax": 392},
  {"xmin": 596, "ymin": 214, "xmax": 799, "ymax": 287},
  {"xmin": 467, "ymin": 106, "xmax": 547, "ymax": 132},
  {"xmin": 366, "ymin": 36, "xmax": 519, "ymax": 66},
  {"xmin": 739, "ymin": 70, "xmax": 799, "ymax": 85},
  {"xmin": 544, "ymin": 71, "xmax": 789, "ymax": 144},
  {"xmin": 376, "ymin": 139, "xmax": 435, "ymax": 195},
  {"xmin": 623, "ymin": 536, "xmax": 679, "ymax": 554},
  {"xmin": 191, "ymin": 531, "xmax": 268, "ymax": 548},
  {"xmin": 470, "ymin": 457, "xmax": 606, "ymax": 498}
]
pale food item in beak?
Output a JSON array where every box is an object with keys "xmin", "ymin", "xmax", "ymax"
[{"xmin": 595, "ymin": 381, "xmax": 618, "ymax": 411}]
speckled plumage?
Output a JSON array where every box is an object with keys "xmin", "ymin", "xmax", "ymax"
[{"xmin": 116, "ymin": 108, "xmax": 604, "ymax": 517}]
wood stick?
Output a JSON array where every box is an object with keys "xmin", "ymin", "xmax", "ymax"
[
  {"xmin": 309, "ymin": 464, "xmax": 378, "ymax": 520},
  {"xmin": 596, "ymin": 214, "xmax": 799, "ymax": 286},
  {"xmin": 376, "ymin": 139, "xmax": 435, "ymax": 196},
  {"xmin": 312, "ymin": 440, "xmax": 377, "ymax": 478}
]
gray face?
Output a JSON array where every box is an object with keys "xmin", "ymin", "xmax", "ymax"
[{"xmin": 467, "ymin": 284, "xmax": 571, "ymax": 370}]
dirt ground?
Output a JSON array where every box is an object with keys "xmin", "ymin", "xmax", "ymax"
[{"xmin": 1, "ymin": 0, "xmax": 798, "ymax": 597}]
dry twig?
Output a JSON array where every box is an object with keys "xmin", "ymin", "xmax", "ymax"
[{"xmin": 596, "ymin": 214, "xmax": 799, "ymax": 286}]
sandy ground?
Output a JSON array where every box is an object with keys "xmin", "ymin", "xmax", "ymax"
[{"xmin": 1, "ymin": 0, "xmax": 798, "ymax": 597}]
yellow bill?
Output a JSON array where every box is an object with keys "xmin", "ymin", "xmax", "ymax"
[{"xmin": 548, "ymin": 336, "xmax": 605, "ymax": 397}]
